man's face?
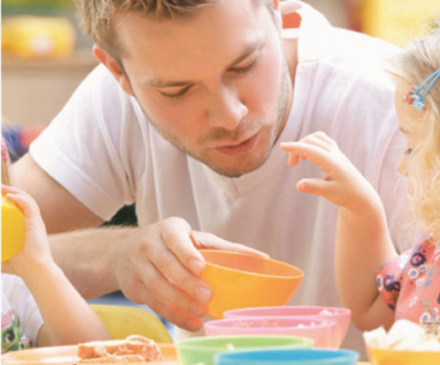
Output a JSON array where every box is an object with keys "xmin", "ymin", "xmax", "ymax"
[{"xmin": 113, "ymin": 0, "xmax": 291, "ymax": 177}]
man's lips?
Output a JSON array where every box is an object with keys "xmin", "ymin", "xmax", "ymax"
[{"xmin": 214, "ymin": 132, "xmax": 260, "ymax": 156}]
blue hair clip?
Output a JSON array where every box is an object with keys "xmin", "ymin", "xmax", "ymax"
[{"xmin": 403, "ymin": 69, "xmax": 440, "ymax": 111}]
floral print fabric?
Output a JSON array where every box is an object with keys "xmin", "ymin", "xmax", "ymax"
[{"xmin": 377, "ymin": 236, "xmax": 440, "ymax": 324}]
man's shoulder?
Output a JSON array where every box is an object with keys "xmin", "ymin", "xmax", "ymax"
[
  {"xmin": 300, "ymin": 30, "xmax": 400, "ymax": 98},
  {"xmin": 73, "ymin": 64, "xmax": 145, "ymax": 125},
  {"xmin": 299, "ymin": 16, "xmax": 401, "ymax": 80},
  {"xmin": 85, "ymin": 64, "xmax": 127, "ymax": 95},
  {"xmin": 330, "ymin": 28, "xmax": 400, "ymax": 70}
]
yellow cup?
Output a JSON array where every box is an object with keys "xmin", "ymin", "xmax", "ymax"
[{"xmin": 1, "ymin": 194, "xmax": 25, "ymax": 262}]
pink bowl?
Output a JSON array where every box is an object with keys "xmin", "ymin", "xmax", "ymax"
[
  {"xmin": 223, "ymin": 306, "xmax": 351, "ymax": 348},
  {"xmin": 204, "ymin": 316, "xmax": 337, "ymax": 349}
]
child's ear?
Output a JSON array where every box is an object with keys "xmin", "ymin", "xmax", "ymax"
[{"xmin": 93, "ymin": 44, "xmax": 134, "ymax": 97}]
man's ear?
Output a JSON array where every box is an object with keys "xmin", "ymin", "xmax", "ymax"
[{"xmin": 93, "ymin": 44, "xmax": 134, "ymax": 96}]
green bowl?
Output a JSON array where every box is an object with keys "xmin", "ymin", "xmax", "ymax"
[{"xmin": 176, "ymin": 335, "xmax": 313, "ymax": 365}]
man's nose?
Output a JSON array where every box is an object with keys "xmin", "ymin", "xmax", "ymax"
[{"xmin": 205, "ymin": 84, "xmax": 248, "ymax": 130}]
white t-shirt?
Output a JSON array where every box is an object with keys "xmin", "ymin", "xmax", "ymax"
[
  {"xmin": 1, "ymin": 274, "xmax": 43, "ymax": 353},
  {"xmin": 29, "ymin": 1, "xmax": 416, "ymax": 356}
]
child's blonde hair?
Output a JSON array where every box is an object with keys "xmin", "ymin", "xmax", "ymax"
[{"xmin": 389, "ymin": 30, "xmax": 440, "ymax": 241}]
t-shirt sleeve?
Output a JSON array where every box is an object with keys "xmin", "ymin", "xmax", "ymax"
[
  {"xmin": 376, "ymin": 249, "xmax": 412, "ymax": 311},
  {"xmin": 29, "ymin": 65, "xmax": 139, "ymax": 221}
]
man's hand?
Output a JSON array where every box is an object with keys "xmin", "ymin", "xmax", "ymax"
[
  {"xmin": 110, "ymin": 217, "xmax": 267, "ymax": 331},
  {"xmin": 12, "ymin": 150, "xmax": 267, "ymax": 332}
]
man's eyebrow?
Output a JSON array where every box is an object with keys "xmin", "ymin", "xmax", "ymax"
[
  {"xmin": 146, "ymin": 38, "xmax": 264, "ymax": 88},
  {"xmin": 226, "ymin": 38, "xmax": 264, "ymax": 68}
]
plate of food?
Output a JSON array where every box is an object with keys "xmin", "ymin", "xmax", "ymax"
[{"xmin": 1, "ymin": 335, "xmax": 178, "ymax": 364}]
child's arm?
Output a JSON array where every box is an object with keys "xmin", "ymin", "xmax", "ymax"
[
  {"xmin": 1, "ymin": 185, "xmax": 110, "ymax": 346},
  {"xmin": 281, "ymin": 132, "xmax": 397, "ymax": 330}
]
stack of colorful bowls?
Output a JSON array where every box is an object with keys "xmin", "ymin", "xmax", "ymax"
[
  {"xmin": 205, "ymin": 316, "xmax": 337, "ymax": 348},
  {"xmin": 175, "ymin": 250, "xmax": 358, "ymax": 365},
  {"xmin": 176, "ymin": 335, "xmax": 313, "ymax": 365},
  {"xmin": 215, "ymin": 348, "xmax": 359, "ymax": 365},
  {"xmin": 225, "ymin": 306, "xmax": 351, "ymax": 348}
]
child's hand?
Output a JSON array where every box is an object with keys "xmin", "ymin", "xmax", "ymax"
[
  {"xmin": 280, "ymin": 132, "xmax": 380, "ymax": 212},
  {"xmin": 1, "ymin": 184, "xmax": 53, "ymax": 277}
]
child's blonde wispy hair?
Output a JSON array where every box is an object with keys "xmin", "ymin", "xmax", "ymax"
[{"xmin": 389, "ymin": 30, "xmax": 440, "ymax": 241}]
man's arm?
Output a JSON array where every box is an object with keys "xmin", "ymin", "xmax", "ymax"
[
  {"xmin": 11, "ymin": 154, "xmax": 266, "ymax": 331},
  {"xmin": 47, "ymin": 221, "xmax": 267, "ymax": 332},
  {"xmin": 12, "ymin": 154, "xmax": 104, "ymax": 233},
  {"xmin": 11, "ymin": 155, "xmax": 209, "ymax": 329},
  {"xmin": 11, "ymin": 155, "xmax": 122, "ymax": 298}
]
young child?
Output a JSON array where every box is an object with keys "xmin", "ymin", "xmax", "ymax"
[
  {"xmin": 281, "ymin": 30, "xmax": 440, "ymax": 332},
  {"xmin": 1, "ymin": 139, "xmax": 110, "ymax": 353}
]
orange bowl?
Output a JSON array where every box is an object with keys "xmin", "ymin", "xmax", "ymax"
[
  {"xmin": 367, "ymin": 346, "xmax": 440, "ymax": 365},
  {"xmin": 200, "ymin": 250, "xmax": 303, "ymax": 319}
]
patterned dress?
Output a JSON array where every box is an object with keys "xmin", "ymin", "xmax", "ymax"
[
  {"xmin": 1, "ymin": 308, "xmax": 30, "ymax": 353},
  {"xmin": 1, "ymin": 274, "xmax": 43, "ymax": 353},
  {"xmin": 377, "ymin": 236, "xmax": 440, "ymax": 324}
]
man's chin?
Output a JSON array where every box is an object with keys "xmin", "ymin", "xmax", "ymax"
[{"xmin": 204, "ymin": 153, "xmax": 271, "ymax": 178}]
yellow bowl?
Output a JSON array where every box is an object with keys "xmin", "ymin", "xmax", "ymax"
[
  {"xmin": 200, "ymin": 250, "xmax": 303, "ymax": 319},
  {"xmin": 1, "ymin": 194, "xmax": 25, "ymax": 262},
  {"xmin": 367, "ymin": 346, "xmax": 440, "ymax": 365}
]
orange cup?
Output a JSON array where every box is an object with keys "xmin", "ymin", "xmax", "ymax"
[
  {"xmin": 200, "ymin": 250, "xmax": 304, "ymax": 319},
  {"xmin": 367, "ymin": 346, "xmax": 440, "ymax": 365}
]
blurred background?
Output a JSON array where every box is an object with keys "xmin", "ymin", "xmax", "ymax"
[
  {"xmin": 1, "ymin": 0, "xmax": 439, "ymax": 343},
  {"xmin": 2, "ymin": 0, "xmax": 439, "ymax": 282},
  {"xmin": 2, "ymin": 0, "xmax": 440, "ymax": 131}
]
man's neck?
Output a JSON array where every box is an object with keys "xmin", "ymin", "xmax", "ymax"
[{"xmin": 274, "ymin": 38, "xmax": 298, "ymax": 141}]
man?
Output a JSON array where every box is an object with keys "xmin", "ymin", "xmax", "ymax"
[{"xmin": 13, "ymin": 0, "xmax": 415, "ymax": 354}]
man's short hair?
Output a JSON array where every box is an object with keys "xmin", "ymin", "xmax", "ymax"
[{"xmin": 74, "ymin": 0, "xmax": 274, "ymax": 60}]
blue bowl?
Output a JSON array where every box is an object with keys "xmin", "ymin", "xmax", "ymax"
[{"xmin": 214, "ymin": 348, "xmax": 359, "ymax": 365}]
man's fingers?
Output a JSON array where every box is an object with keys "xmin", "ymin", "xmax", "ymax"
[
  {"xmin": 134, "ymin": 287, "xmax": 203, "ymax": 332},
  {"xmin": 146, "ymin": 297, "xmax": 203, "ymax": 332},
  {"xmin": 191, "ymin": 231, "xmax": 269, "ymax": 258},
  {"xmin": 152, "ymin": 248, "xmax": 212, "ymax": 305},
  {"xmin": 159, "ymin": 217, "xmax": 206, "ymax": 275},
  {"xmin": 129, "ymin": 260, "xmax": 209, "ymax": 318},
  {"xmin": 147, "ymin": 218, "xmax": 213, "ymax": 304}
]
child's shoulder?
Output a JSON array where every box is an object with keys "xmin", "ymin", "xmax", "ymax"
[
  {"xmin": 2, "ymin": 274, "xmax": 26, "ymax": 292},
  {"xmin": 1, "ymin": 274, "xmax": 32, "ymax": 305}
]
